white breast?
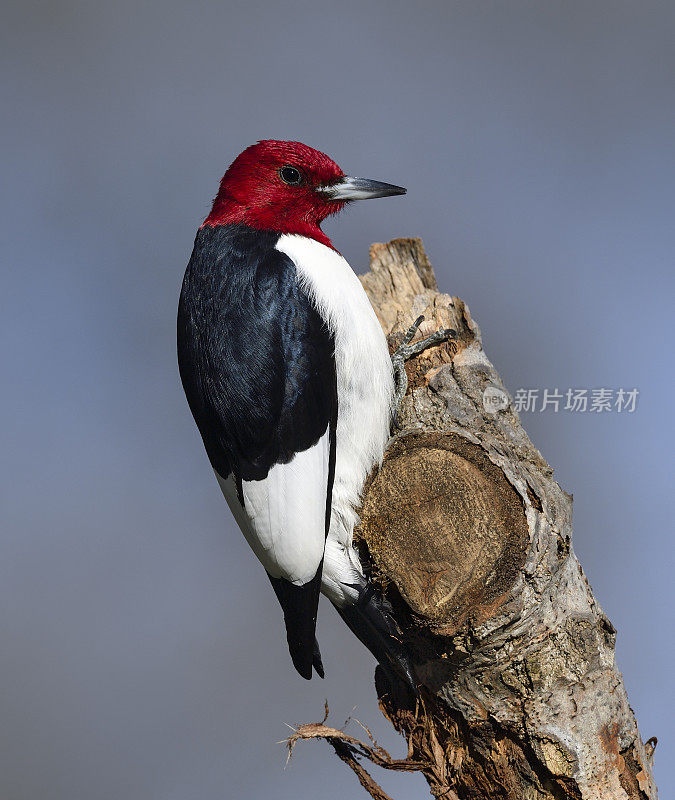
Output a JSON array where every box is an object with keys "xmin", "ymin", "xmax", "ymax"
[{"xmin": 275, "ymin": 234, "xmax": 394, "ymax": 552}]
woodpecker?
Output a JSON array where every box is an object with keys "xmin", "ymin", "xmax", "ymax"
[{"xmin": 178, "ymin": 140, "xmax": 416, "ymax": 685}]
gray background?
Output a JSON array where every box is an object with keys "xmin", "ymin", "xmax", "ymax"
[{"xmin": 1, "ymin": 2, "xmax": 673, "ymax": 798}]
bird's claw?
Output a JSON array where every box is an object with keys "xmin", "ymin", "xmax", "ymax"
[{"xmin": 391, "ymin": 315, "xmax": 456, "ymax": 428}]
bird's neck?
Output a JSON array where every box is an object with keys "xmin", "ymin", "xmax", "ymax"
[{"xmin": 202, "ymin": 196, "xmax": 334, "ymax": 249}]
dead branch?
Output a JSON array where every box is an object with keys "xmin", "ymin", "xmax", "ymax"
[{"xmin": 292, "ymin": 239, "xmax": 658, "ymax": 800}]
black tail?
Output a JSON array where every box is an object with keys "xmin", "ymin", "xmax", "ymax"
[
  {"xmin": 335, "ymin": 584, "xmax": 417, "ymax": 691},
  {"xmin": 268, "ymin": 567, "xmax": 324, "ymax": 680},
  {"xmin": 312, "ymin": 637, "xmax": 325, "ymax": 678}
]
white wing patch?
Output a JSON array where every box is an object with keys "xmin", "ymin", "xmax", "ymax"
[{"xmin": 216, "ymin": 429, "xmax": 329, "ymax": 586}]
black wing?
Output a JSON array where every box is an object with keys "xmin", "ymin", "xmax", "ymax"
[{"xmin": 177, "ymin": 224, "xmax": 337, "ymax": 678}]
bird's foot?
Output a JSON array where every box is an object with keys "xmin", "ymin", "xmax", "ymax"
[{"xmin": 391, "ymin": 315, "xmax": 456, "ymax": 428}]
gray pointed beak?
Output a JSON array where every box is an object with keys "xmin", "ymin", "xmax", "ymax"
[{"xmin": 319, "ymin": 176, "xmax": 407, "ymax": 201}]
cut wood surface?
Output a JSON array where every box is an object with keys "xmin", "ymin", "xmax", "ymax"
[{"xmin": 292, "ymin": 238, "xmax": 658, "ymax": 800}]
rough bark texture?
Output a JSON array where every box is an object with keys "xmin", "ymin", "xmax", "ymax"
[{"xmin": 293, "ymin": 239, "xmax": 658, "ymax": 800}]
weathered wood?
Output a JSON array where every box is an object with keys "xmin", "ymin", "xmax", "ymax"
[{"xmin": 292, "ymin": 238, "xmax": 657, "ymax": 800}]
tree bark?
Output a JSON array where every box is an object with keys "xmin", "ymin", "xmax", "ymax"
[{"xmin": 291, "ymin": 238, "xmax": 658, "ymax": 800}]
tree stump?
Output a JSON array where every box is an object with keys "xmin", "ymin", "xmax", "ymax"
[{"xmin": 291, "ymin": 238, "xmax": 658, "ymax": 800}]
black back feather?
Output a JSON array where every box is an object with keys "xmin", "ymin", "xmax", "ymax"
[{"xmin": 177, "ymin": 224, "xmax": 337, "ymax": 678}]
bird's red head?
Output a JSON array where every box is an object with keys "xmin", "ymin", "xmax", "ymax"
[{"xmin": 203, "ymin": 140, "xmax": 405, "ymax": 248}]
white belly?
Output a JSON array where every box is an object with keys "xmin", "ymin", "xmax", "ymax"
[{"xmin": 275, "ymin": 234, "xmax": 394, "ymax": 602}]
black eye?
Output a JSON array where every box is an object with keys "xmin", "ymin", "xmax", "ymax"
[{"xmin": 279, "ymin": 166, "xmax": 303, "ymax": 186}]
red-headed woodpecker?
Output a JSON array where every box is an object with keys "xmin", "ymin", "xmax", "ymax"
[{"xmin": 178, "ymin": 140, "xmax": 415, "ymax": 685}]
